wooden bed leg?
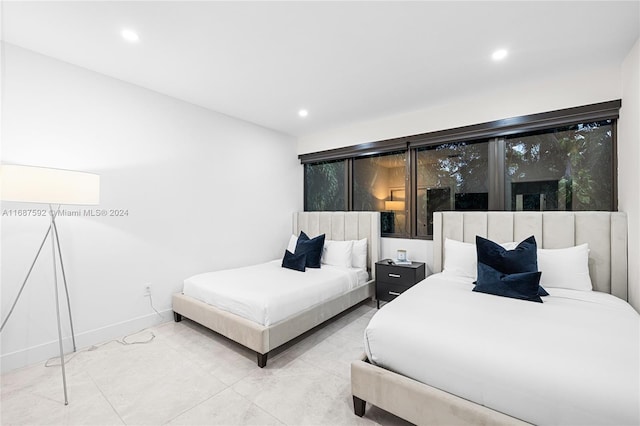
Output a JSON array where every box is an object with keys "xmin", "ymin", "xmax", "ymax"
[
  {"xmin": 257, "ymin": 352, "xmax": 268, "ymax": 368},
  {"xmin": 353, "ymin": 395, "xmax": 366, "ymax": 417},
  {"xmin": 173, "ymin": 312, "xmax": 182, "ymax": 322}
]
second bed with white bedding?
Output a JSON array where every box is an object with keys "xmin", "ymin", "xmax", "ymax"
[
  {"xmin": 364, "ymin": 273, "xmax": 640, "ymax": 426},
  {"xmin": 184, "ymin": 260, "xmax": 368, "ymax": 326}
]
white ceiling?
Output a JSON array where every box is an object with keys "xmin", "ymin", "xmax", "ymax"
[{"xmin": 2, "ymin": 1, "xmax": 639, "ymax": 137}]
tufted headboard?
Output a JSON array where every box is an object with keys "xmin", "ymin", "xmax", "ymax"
[
  {"xmin": 293, "ymin": 211, "xmax": 381, "ymax": 280},
  {"xmin": 433, "ymin": 211, "xmax": 628, "ymax": 300}
]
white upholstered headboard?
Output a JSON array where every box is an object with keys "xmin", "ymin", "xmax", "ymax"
[
  {"xmin": 433, "ymin": 211, "xmax": 628, "ymax": 300},
  {"xmin": 293, "ymin": 212, "xmax": 381, "ymax": 280}
]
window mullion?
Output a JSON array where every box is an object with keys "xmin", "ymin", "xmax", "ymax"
[
  {"xmin": 496, "ymin": 138, "xmax": 505, "ymax": 211},
  {"xmin": 346, "ymin": 159, "xmax": 353, "ymax": 211},
  {"xmin": 409, "ymin": 149, "xmax": 417, "ymax": 238},
  {"xmin": 404, "ymin": 148, "xmax": 412, "ymax": 237},
  {"xmin": 487, "ymin": 138, "xmax": 505, "ymax": 210}
]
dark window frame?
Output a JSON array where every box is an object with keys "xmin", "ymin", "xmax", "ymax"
[
  {"xmin": 300, "ymin": 100, "xmax": 621, "ymax": 239},
  {"xmin": 413, "ymin": 139, "xmax": 493, "ymax": 238},
  {"xmin": 351, "ymin": 150, "xmax": 410, "ymax": 238}
]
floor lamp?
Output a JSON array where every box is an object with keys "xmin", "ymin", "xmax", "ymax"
[{"xmin": 0, "ymin": 164, "xmax": 100, "ymax": 405}]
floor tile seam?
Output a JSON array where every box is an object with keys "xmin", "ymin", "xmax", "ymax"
[
  {"xmin": 156, "ymin": 331, "xmax": 283, "ymax": 387},
  {"xmin": 291, "ymin": 357, "xmax": 354, "ymax": 400},
  {"xmin": 2, "ymin": 356, "xmax": 104, "ymax": 408},
  {"xmin": 215, "ymin": 367, "xmax": 255, "ymax": 387},
  {"xmin": 317, "ymin": 331, "xmax": 362, "ymax": 349},
  {"xmin": 270, "ymin": 334, "xmax": 360, "ymax": 380},
  {"xmin": 303, "ymin": 358, "xmax": 352, "ymax": 382},
  {"xmin": 23, "ymin": 378, "xmax": 74, "ymax": 407},
  {"xmin": 292, "ymin": 356, "xmax": 348, "ymax": 381},
  {"xmin": 320, "ymin": 336, "xmax": 365, "ymax": 357},
  {"xmin": 247, "ymin": 381, "xmax": 356, "ymax": 426},
  {"xmin": 164, "ymin": 336, "xmax": 264, "ymax": 360},
  {"xmin": 304, "ymin": 332, "xmax": 366, "ymax": 358},
  {"xmin": 310, "ymin": 333, "xmax": 340, "ymax": 350},
  {"xmin": 237, "ymin": 368, "xmax": 327, "ymax": 382},
  {"xmin": 81, "ymin": 337, "xmax": 216, "ymax": 423},
  {"xmin": 161, "ymin": 383, "xmax": 232, "ymax": 425},
  {"xmin": 160, "ymin": 338, "xmax": 262, "ymax": 367},
  {"xmin": 86, "ymin": 369, "xmax": 127, "ymax": 426},
  {"xmin": 322, "ymin": 321, "xmax": 368, "ymax": 335},
  {"xmin": 330, "ymin": 330, "xmax": 367, "ymax": 346},
  {"xmin": 227, "ymin": 387, "xmax": 289, "ymax": 426}
]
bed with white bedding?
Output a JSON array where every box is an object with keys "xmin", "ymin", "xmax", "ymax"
[
  {"xmin": 173, "ymin": 211, "xmax": 380, "ymax": 367},
  {"xmin": 351, "ymin": 211, "xmax": 639, "ymax": 425},
  {"xmin": 364, "ymin": 273, "xmax": 640, "ymax": 425},
  {"xmin": 183, "ymin": 260, "xmax": 368, "ymax": 326}
]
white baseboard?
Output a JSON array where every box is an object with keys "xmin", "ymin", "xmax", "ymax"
[{"xmin": 1, "ymin": 309, "xmax": 173, "ymax": 373}]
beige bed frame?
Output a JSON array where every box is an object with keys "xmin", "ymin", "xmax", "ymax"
[
  {"xmin": 351, "ymin": 211, "xmax": 628, "ymax": 425},
  {"xmin": 172, "ymin": 211, "xmax": 380, "ymax": 367}
]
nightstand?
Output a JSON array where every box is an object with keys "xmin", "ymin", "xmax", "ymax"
[{"xmin": 375, "ymin": 260, "xmax": 426, "ymax": 308}]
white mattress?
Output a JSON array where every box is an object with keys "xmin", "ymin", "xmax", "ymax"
[
  {"xmin": 183, "ymin": 260, "xmax": 368, "ymax": 326},
  {"xmin": 364, "ymin": 273, "xmax": 640, "ymax": 426}
]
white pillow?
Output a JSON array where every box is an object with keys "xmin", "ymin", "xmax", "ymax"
[
  {"xmin": 287, "ymin": 234, "xmax": 298, "ymax": 253},
  {"xmin": 442, "ymin": 238, "xmax": 522, "ymax": 279},
  {"xmin": 352, "ymin": 238, "xmax": 368, "ymax": 270},
  {"xmin": 442, "ymin": 238, "xmax": 477, "ymax": 279},
  {"xmin": 322, "ymin": 240, "xmax": 354, "ymax": 268},
  {"xmin": 538, "ymin": 244, "xmax": 592, "ymax": 291}
]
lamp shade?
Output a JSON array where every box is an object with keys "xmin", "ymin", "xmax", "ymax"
[
  {"xmin": 384, "ymin": 200, "xmax": 405, "ymax": 211},
  {"xmin": 0, "ymin": 165, "xmax": 100, "ymax": 205}
]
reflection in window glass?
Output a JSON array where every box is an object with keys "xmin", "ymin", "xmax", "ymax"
[
  {"xmin": 505, "ymin": 121, "xmax": 612, "ymax": 211},
  {"xmin": 416, "ymin": 142, "xmax": 489, "ymax": 237},
  {"xmin": 304, "ymin": 160, "xmax": 346, "ymax": 211},
  {"xmin": 353, "ymin": 151, "xmax": 407, "ymax": 235}
]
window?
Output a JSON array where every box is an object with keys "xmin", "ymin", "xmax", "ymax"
[
  {"xmin": 505, "ymin": 121, "xmax": 613, "ymax": 211},
  {"xmin": 416, "ymin": 141, "xmax": 489, "ymax": 237},
  {"xmin": 300, "ymin": 100, "xmax": 620, "ymax": 239},
  {"xmin": 304, "ymin": 160, "xmax": 346, "ymax": 211},
  {"xmin": 353, "ymin": 151, "xmax": 407, "ymax": 236}
]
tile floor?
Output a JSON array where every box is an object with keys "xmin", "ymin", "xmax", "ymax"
[{"xmin": 1, "ymin": 301, "xmax": 411, "ymax": 426}]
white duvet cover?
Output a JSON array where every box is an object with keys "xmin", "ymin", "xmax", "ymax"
[
  {"xmin": 183, "ymin": 260, "xmax": 368, "ymax": 326},
  {"xmin": 364, "ymin": 273, "xmax": 640, "ymax": 426}
]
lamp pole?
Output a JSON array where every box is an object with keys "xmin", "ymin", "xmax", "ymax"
[{"xmin": 50, "ymin": 204, "xmax": 69, "ymax": 405}]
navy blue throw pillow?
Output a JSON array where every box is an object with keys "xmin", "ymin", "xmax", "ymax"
[
  {"xmin": 474, "ymin": 262, "xmax": 543, "ymax": 303},
  {"xmin": 538, "ymin": 285, "xmax": 549, "ymax": 297},
  {"xmin": 476, "ymin": 235, "xmax": 548, "ymax": 297},
  {"xmin": 282, "ymin": 250, "xmax": 306, "ymax": 272},
  {"xmin": 294, "ymin": 231, "xmax": 325, "ymax": 268},
  {"xmin": 476, "ymin": 235, "xmax": 538, "ymax": 274}
]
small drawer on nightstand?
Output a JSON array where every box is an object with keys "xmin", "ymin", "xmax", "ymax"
[
  {"xmin": 376, "ymin": 282, "xmax": 411, "ymax": 302},
  {"xmin": 377, "ymin": 264, "xmax": 418, "ymax": 286}
]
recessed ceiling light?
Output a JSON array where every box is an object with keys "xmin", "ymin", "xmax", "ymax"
[
  {"xmin": 492, "ymin": 49, "xmax": 508, "ymax": 61},
  {"xmin": 121, "ymin": 29, "xmax": 140, "ymax": 43},
  {"xmin": 298, "ymin": 109, "xmax": 308, "ymax": 118}
]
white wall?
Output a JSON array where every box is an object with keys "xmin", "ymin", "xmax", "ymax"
[
  {"xmin": 298, "ymin": 65, "xmax": 622, "ymax": 155},
  {"xmin": 0, "ymin": 44, "xmax": 302, "ymax": 371},
  {"xmin": 380, "ymin": 237, "xmax": 431, "ymax": 272},
  {"xmin": 619, "ymin": 38, "xmax": 640, "ymax": 313},
  {"xmin": 298, "ymin": 63, "xmax": 628, "ymax": 279}
]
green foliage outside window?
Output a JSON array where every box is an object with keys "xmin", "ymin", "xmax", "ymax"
[
  {"xmin": 304, "ymin": 161, "xmax": 345, "ymax": 211},
  {"xmin": 506, "ymin": 121, "xmax": 612, "ymax": 211}
]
